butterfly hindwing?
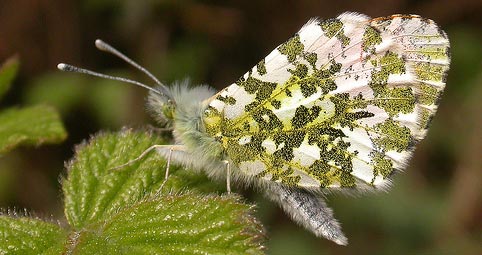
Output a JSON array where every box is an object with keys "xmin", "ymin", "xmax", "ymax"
[{"xmin": 203, "ymin": 12, "xmax": 449, "ymax": 191}]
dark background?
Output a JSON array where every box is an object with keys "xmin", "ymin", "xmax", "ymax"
[{"xmin": 0, "ymin": 1, "xmax": 481, "ymax": 254}]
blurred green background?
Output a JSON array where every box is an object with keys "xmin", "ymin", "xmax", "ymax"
[{"xmin": 0, "ymin": 0, "xmax": 480, "ymax": 254}]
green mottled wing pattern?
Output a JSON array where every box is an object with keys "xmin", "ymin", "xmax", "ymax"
[{"xmin": 203, "ymin": 12, "xmax": 450, "ymax": 190}]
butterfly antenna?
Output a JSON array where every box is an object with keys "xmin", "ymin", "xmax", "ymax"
[
  {"xmin": 57, "ymin": 63, "xmax": 163, "ymax": 96},
  {"xmin": 94, "ymin": 39, "xmax": 170, "ymax": 97}
]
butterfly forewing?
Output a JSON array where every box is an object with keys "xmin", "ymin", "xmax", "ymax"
[{"xmin": 203, "ymin": 12, "xmax": 449, "ymax": 190}]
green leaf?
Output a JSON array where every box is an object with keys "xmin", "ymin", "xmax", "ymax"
[
  {"xmin": 62, "ymin": 130, "xmax": 223, "ymax": 229},
  {"xmin": 0, "ymin": 56, "xmax": 19, "ymax": 100},
  {"xmin": 63, "ymin": 130, "xmax": 266, "ymax": 254},
  {"xmin": 0, "ymin": 105, "xmax": 67, "ymax": 154},
  {"xmin": 70, "ymin": 194, "xmax": 266, "ymax": 255},
  {"xmin": 0, "ymin": 215, "xmax": 67, "ymax": 255}
]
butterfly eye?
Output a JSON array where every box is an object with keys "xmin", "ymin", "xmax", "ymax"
[{"xmin": 162, "ymin": 103, "xmax": 176, "ymax": 120}]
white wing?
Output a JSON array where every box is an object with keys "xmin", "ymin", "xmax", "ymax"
[{"xmin": 203, "ymin": 12, "xmax": 450, "ymax": 191}]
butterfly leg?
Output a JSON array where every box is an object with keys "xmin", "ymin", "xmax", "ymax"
[
  {"xmin": 264, "ymin": 185, "xmax": 348, "ymax": 245},
  {"xmin": 109, "ymin": 144, "xmax": 184, "ymax": 194},
  {"xmin": 159, "ymin": 147, "xmax": 173, "ymax": 191},
  {"xmin": 152, "ymin": 145, "xmax": 187, "ymax": 194},
  {"xmin": 223, "ymin": 160, "xmax": 231, "ymax": 194},
  {"xmin": 110, "ymin": 144, "xmax": 167, "ymax": 171}
]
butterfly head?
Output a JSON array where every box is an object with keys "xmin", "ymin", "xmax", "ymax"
[
  {"xmin": 147, "ymin": 81, "xmax": 216, "ymax": 126},
  {"xmin": 146, "ymin": 87, "xmax": 176, "ymax": 125}
]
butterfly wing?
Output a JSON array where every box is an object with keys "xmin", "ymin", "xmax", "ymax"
[{"xmin": 203, "ymin": 12, "xmax": 450, "ymax": 190}]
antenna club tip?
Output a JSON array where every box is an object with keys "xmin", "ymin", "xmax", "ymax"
[
  {"xmin": 57, "ymin": 63, "xmax": 76, "ymax": 72},
  {"xmin": 95, "ymin": 39, "xmax": 107, "ymax": 50},
  {"xmin": 57, "ymin": 63, "xmax": 67, "ymax": 70}
]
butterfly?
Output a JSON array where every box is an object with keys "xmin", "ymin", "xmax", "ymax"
[{"xmin": 59, "ymin": 12, "xmax": 450, "ymax": 245}]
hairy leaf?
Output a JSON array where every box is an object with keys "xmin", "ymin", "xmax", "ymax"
[
  {"xmin": 62, "ymin": 130, "xmax": 224, "ymax": 229},
  {"xmin": 1, "ymin": 130, "xmax": 265, "ymax": 254},
  {"xmin": 68, "ymin": 194, "xmax": 266, "ymax": 255},
  {"xmin": 0, "ymin": 215, "xmax": 66, "ymax": 255}
]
